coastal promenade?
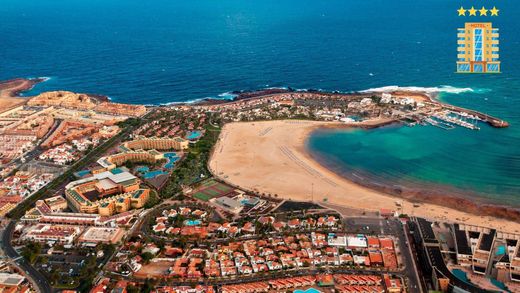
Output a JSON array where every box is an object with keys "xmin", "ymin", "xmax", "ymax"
[{"xmin": 209, "ymin": 120, "xmax": 520, "ymax": 234}]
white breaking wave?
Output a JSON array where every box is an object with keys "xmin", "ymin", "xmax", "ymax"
[
  {"xmin": 263, "ymin": 86, "xmax": 289, "ymax": 90},
  {"xmin": 159, "ymin": 98, "xmax": 206, "ymax": 106},
  {"xmin": 157, "ymin": 91, "xmax": 238, "ymax": 106},
  {"xmin": 217, "ymin": 91, "xmax": 238, "ymax": 100},
  {"xmin": 360, "ymin": 85, "xmax": 475, "ymax": 94},
  {"xmin": 25, "ymin": 76, "xmax": 51, "ymax": 82}
]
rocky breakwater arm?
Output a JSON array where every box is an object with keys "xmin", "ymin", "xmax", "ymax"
[
  {"xmin": 444, "ymin": 104, "xmax": 509, "ymax": 128},
  {"xmin": 380, "ymin": 90, "xmax": 509, "ymax": 128}
]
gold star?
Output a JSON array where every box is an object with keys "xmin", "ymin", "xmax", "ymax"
[
  {"xmin": 468, "ymin": 6, "xmax": 477, "ymax": 16},
  {"xmin": 457, "ymin": 6, "xmax": 467, "ymax": 16},
  {"xmin": 479, "ymin": 6, "xmax": 488, "ymax": 16},
  {"xmin": 490, "ymin": 6, "xmax": 499, "ymax": 16}
]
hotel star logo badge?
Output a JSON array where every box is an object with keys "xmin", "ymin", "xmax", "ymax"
[
  {"xmin": 456, "ymin": 3, "xmax": 501, "ymax": 74},
  {"xmin": 457, "ymin": 6, "xmax": 499, "ymax": 17}
]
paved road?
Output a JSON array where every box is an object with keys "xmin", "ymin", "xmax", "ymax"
[
  {"xmin": 124, "ymin": 265, "xmax": 407, "ymax": 288},
  {"xmin": 1, "ymin": 111, "xmax": 155, "ymax": 292},
  {"xmin": 344, "ymin": 217, "xmax": 423, "ymax": 293},
  {"xmin": 390, "ymin": 220, "xmax": 423, "ymax": 293},
  {"xmin": 0, "ymin": 221, "xmax": 53, "ymax": 293}
]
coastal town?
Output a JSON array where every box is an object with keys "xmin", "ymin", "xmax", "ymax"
[{"xmin": 1, "ymin": 78, "xmax": 520, "ymax": 293}]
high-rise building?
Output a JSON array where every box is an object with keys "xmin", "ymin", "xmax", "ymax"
[{"xmin": 457, "ymin": 22, "xmax": 500, "ymax": 73}]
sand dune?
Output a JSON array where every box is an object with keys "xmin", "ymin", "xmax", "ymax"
[{"xmin": 209, "ymin": 120, "xmax": 520, "ymax": 234}]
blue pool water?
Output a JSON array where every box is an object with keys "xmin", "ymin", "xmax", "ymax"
[
  {"xmin": 136, "ymin": 166, "xmax": 150, "ymax": 173},
  {"xmin": 2, "ymin": 0, "xmax": 520, "ymax": 205},
  {"xmin": 294, "ymin": 289, "xmax": 321, "ymax": 293},
  {"xmin": 187, "ymin": 131, "xmax": 202, "ymax": 140},
  {"xmin": 74, "ymin": 170, "xmax": 91, "ymax": 178},
  {"xmin": 241, "ymin": 198, "xmax": 260, "ymax": 206},
  {"xmin": 143, "ymin": 170, "xmax": 168, "ymax": 179},
  {"xmin": 490, "ymin": 278, "xmax": 510, "ymax": 292},
  {"xmin": 185, "ymin": 220, "xmax": 202, "ymax": 226},
  {"xmin": 164, "ymin": 153, "xmax": 180, "ymax": 169},
  {"xmin": 110, "ymin": 168, "xmax": 124, "ymax": 175},
  {"xmin": 496, "ymin": 246, "xmax": 506, "ymax": 256},
  {"xmin": 452, "ymin": 269, "xmax": 469, "ymax": 283}
]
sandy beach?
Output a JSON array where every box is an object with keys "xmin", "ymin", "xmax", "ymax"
[{"xmin": 209, "ymin": 120, "xmax": 520, "ymax": 234}]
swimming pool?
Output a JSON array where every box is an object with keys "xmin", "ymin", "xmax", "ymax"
[
  {"xmin": 186, "ymin": 131, "xmax": 202, "ymax": 140},
  {"xmin": 240, "ymin": 197, "xmax": 260, "ymax": 206},
  {"xmin": 294, "ymin": 289, "xmax": 321, "ymax": 293},
  {"xmin": 110, "ymin": 167, "xmax": 124, "ymax": 175},
  {"xmin": 136, "ymin": 166, "xmax": 150, "ymax": 173},
  {"xmin": 452, "ymin": 269, "xmax": 469, "ymax": 283},
  {"xmin": 496, "ymin": 245, "xmax": 506, "ymax": 255},
  {"xmin": 185, "ymin": 220, "xmax": 202, "ymax": 226},
  {"xmin": 164, "ymin": 153, "xmax": 179, "ymax": 169},
  {"xmin": 490, "ymin": 278, "xmax": 510, "ymax": 292},
  {"xmin": 74, "ymin": 170, "xmax": 91, "ymax": 178},
  {"xmin": 143, "ymin": 170, "xmax": 168, "ymax": 179}
]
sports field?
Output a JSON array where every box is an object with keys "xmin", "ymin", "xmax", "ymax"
[{"xmin": 192, "ymin": 179, "xmax": 234, "ymax": 201}]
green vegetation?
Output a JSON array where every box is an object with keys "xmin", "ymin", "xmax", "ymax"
[
  {"xmin": 20, "ymin": 242, "xmax": 41, "ymax": 264},
  {"xmin": 7, "ymin": 112, "xmax": 152, "ymax": 219},
  {"xmin": 160, "ymin": 122, "xmax": 221, "ymax": 198},
  {"xmin": 144, "ymin": 190, "xmax": 160, "ymax": 209},
  {"xmin": 116, "ymin": 117, "xmax": 141, "ymax": 128},
  {"xmin": 127, "ymin": 284, "xmax": 139, "ymax": 293},
  {"xmin": 141, "ymin": 252, "xmax": 155, "ymax": 264},
  {"xmin": 142, "ymin": 278, "xmax": 157, "ymax": 293},
  {"xmin": 193, "ymin": 191, "xmax": 212, "ymax": 201},
  {"xmin": 38, "ymin": 241, "xmax": 117, "ymax": 291},
  {"xmin": 192, "ymin": 179, "xmax": 233, "ymax": 201}
]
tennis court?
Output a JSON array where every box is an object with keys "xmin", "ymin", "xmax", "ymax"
[{"xmin": 192, "ymin": 179, "xmax": 235, "ymax": 201}]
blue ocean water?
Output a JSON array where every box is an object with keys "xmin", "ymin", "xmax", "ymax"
[{"xmin": 2, "ymin": 0, "xmax": 519, "ymax": 204}]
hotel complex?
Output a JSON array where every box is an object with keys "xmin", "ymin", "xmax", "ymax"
[
  {"xmin": 97, "ymin": 136, "xmax": 189, "ymax": 170},
  {"xmin": 27, "ymin": 91, "xmax": 148, "ymax": 117},
  {"xmin": 97, "ymin": 149, "xmax": 164, "ymax": 170},
  {"xmin": 65, "ymin": 169, "xmax": 149, "ymax": 216},
  {"xmin": 457, "ymin": 22, "xmax": 500, "ymax": 73},
  {"xmin": 452, "ymin": 223, "xmax": 520, "ymax": 285},
  {"xmin": 123, "ymin": 135, "xmax": 189, "ymax": 151}
]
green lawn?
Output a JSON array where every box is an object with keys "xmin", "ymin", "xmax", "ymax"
[
  {"xmin": 191, "ymin": 179, "xmax": 234, "ymax": 201},
  {"xmin": 193, "ymin": 192, "xmax": 212, "ymax": 202},
  {"xmin": 214, "ymin": 184, "xmax": 233, "ymax": 193},
  {"xmin": 205, "ymin": 189, "xmax": 222, "ymax": 197}
]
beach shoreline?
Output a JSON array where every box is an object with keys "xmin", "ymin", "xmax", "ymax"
[
  {"xmin": 209, "ymin": 119, "xmax": 520, "ymax": 234},
  {"xmin": 0, "ymin": 78, "xmax": 46, "ymax": 112},
  {"xmin": 305, "ymin": 128, "xmax": 520, "ymax": 214},
  {"xmin": 306, "ymin": 126, "xmax": 520, "ymax": 208}
]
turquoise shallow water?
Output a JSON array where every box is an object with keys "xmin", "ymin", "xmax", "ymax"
[
  {"xmin": 308, "ymin": 120, "xmax": 520, "ymax": 206},
  {"xmin": 2, "ymin": 0, "xmax": 520, "ymax": 205}
]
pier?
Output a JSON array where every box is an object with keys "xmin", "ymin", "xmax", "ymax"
[
  {"xmin": 433, "ymin": 111, "xmax": 480, "ymax": 130},
  {"xmin": 398, "ymin": 103, "xmax": 509, "ymax": 131},
  {"xmin": 424, "ymin": 117, "xmax": 455, "ymax": 130},
  {"xmin": 443, "ymin": 105, "xmax": 509, "ymax": 128}
]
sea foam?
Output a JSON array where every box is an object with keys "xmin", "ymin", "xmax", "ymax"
[{"xmin": 360, "ymin": 85, "xmax": 474, "ymax": 94}]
